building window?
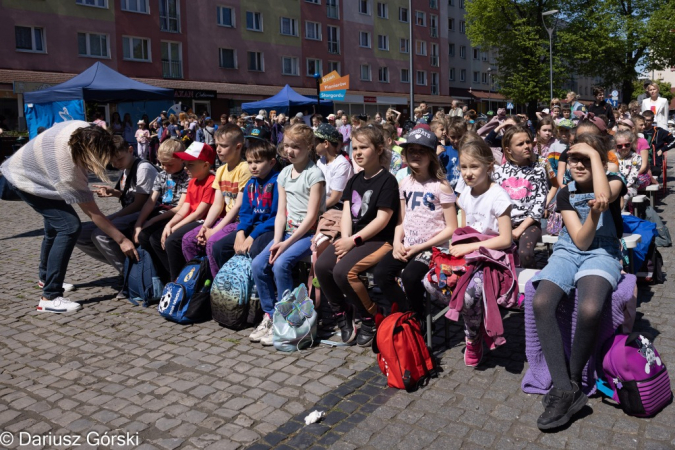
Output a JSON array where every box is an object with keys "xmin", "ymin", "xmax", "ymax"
[
  {"xmin": 377, "ymin": 34, "xmax": 389, "ymax": 51},
  {"xmin": 359, "ymin": 0, "xmax": 370, "ymax": 15},
  {"xmin": 448, "ymin": 17, "xmax": 454, "ymax": 31},
  {"xmin": 473, "ymin": 48, "xmax": 479, "ymax": 60},
  {"xmin": 76, "ymin": 0, "xmax": 107, "ymax": 8},
  {"xmin": 306, "ymin": 0, "xmax": 320, "ymax": 3},
  {"xmin": 430, "ymin": 0, "xmax": 438, "ymax": 9},
  {"xmin": 482, "ymin": 51, "xmax": 488, "ymax": 61},
  {"xmin": 328, "ymin": 60, "xmax": 340, "ymax": 73},
  {"xmin": 399, "ymin": 7, "xmax": 408, "ymax": 22},
  {"xmin": 430, "ymin": 43, "xmax": 439, "ymax": 66},
  {"xmin": 327, "ymin": 25, "xmax": 339, "ymax": 54},
  {"xmin": 460, "ymin": 20, "xmax": 466, "ymax": 33},
  {"xmin": 121, "ymin": 0, "xmax": 148, "ymax": 13},
  {"xmin": 159, "ymin": 0, "xmax": 180, "ymax": 33},
  {"xmin": 449, "ymin": 67, "xmax": 455, "ymax": 81},
  {"xmin": 460, "ymin": 69, "xmax": 466, "ymax": 82},
  {"xmin": 378, "ymin": 66, "xmax": 389, "ymax": 83},
  {"xmin": 15, "ymin": 26, "xmax": 45, "ymax": 53},
  {"xmin": 217, "ymin": 6, "xmax": 234, "ymax": 27},
  {"xmin": 400, "ymin": 68, "xmax": 410, "ymax": 83},
  {"xmin": 307, "ymin": 58, "xmax": 322, "ymax": 76},
  {"xmin": 416, "ymin": 70, "xmax": 427, "ymax": 86},
  {"xmin": 219, "ymin": 48, "xmax": 236, "ymax": 69},
  {"xmin": 431, "ymin": 72, "xmax": 439, "ymax": 95},
  {"xmin": 415, "ymin": 40, "xmax": 427, "ymax": 56},
  {"xmin": 246, "ymin": 11, "xmax": 263, "ymax": 31},
  {"xmin": 359, "ymin": 31, "xmax": 371, "ymax": 48},
  {"xmin": 327, "ymin": 0, "xmax": 339, "ymax": 19},
  {"xmin": 473, "ymin": 71, "xmax": 479, "ymax": 83},
  {"xmin": 448, "ymin": 43, "xmax": 455, "ymax": 56},
  {"xmin": 377, "ymin": 2, "xmax": 388, "ymax": 18},
  {"xmin": 481, "ymin": 72, "xmax": 488, "ymax": 84},
  {"xmin": 459, "ymin": 45, "xmax": 466, "ymax": 59},
  {"xmin": 305, "ymin": 21, "xmax": 321, "ymax": 40},
  {"xmin": 247, "ymin": 51, "xmax": 264, "ymax": 71},
  {"xmin": 280, "ymin": 17, "xmax": 298, "ymax": 36},
  {"xmin": 449, "ymin": 0, "xmax": 454, "ymax": 5},
  {"xmin": 161, "ymin": 41, "xmax": 182, "ymax": 78},
  {"xmin": 415, "ymin": 11, "xmax": 426, "ymax": 26},
  {"xmin": 360, "ymin": 64, "xmax": 371, "ymax": 81},
  {"xmin": 282, "ymin": 56, "xmax": 299, "ymax": 75},
  {"xmin": 122, "ymin": 36, "xmax": 150, "ymax": 61},
  {"xmin": 459, "ymin": 0, "xmax": 464, "ymax": 7},
  {"xmin": 400, "ymin": 38, "xmax": 409, "ymax": 53},
  {"xmin": 78, "ymin": 32, "xmax": 108, "ymax": 58},
  {"xmin": 430, "ymin": 14, "xmax": 438, "ymax": 37}
]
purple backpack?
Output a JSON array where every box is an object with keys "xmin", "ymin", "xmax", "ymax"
[{"xmin": 597, "ymin": 332, "xmax": 672, "ymax": 417}]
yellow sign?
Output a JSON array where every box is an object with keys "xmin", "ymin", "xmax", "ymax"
[{"xmin": 320, "ymin": 75, "xmax": 350, "ymax": 92}]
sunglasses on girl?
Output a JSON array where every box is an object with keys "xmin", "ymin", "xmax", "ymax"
[{"xmin": 616, "ymin": 143, "xmax": 632, "ymax": 150}]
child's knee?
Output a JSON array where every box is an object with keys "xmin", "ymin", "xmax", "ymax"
[{"xmin": 251, "ymin": 253, "xmax": 268, "ymax": 275}]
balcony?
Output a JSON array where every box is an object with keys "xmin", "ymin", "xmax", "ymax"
[
  {"xmin": 162, "ymin": 60, "xmax": 183, "ymax": 79},
  {"xmin": 327, "ymin": 5, "xmax": 339, "ymax": 19},
  {"xmin": 328, "ymin": 41, "xmax": 340, "ymax": 54}
]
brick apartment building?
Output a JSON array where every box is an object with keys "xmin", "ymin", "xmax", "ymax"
[{"xmin": 0, "ymin": 0, "xmax": 594, "ymax": 130}]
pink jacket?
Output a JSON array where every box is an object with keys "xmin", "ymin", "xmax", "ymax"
[{"xmin": 445, "ymin": 227, "xmax": 519, "ymax": 345}]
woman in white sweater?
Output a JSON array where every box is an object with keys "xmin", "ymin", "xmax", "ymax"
[
  {"xmin": 641, "ymin": 83, "xmax": 669, "ymax": 130},
  {"xmin": 0, "ymin": 121, "xmax": 138, "ymax": 313}
]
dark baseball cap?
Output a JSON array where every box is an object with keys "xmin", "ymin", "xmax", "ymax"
[
  {"xmin": 245, "ymin": 125, "xmax": 271, "ymax": 142},
  {"xmin": 314, "ymin": 123, "xmax": 341, "ymax": 145},
  {"xmin": 400, "ymin": 124, "xmax": 438, "ymax": 151}
]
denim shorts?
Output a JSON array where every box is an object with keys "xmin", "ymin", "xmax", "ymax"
[{"xmin": 531, "ymin": 236, "xmax": 623, "ymax": 295}]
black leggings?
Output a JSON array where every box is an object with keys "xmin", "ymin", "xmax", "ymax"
[
  {"xmin": 532, "ymin": 276, "xmax": 612, "ymax": 391},
  {"xmin": 516, "ymin": 222, "xmax": 542, "ymax": 269},
  {"xmin": 315, "ymin": 241, "xmax": 392, "ymax": 318},
  {"xmin": 373, "ymin": 250, "xmax": 429, "ymax": 315},
  {"xmin": 163, "ymin": 221, "xmax": 201, "ymax": 281}
]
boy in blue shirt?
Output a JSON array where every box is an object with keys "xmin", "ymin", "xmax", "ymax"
[
  {"xmin": 211, "ymin": 137, "xmax": 279, "ymax": 268},
  {"xmin": 432, "ymin": 119, "xmax": 461, "ymax": 189}
]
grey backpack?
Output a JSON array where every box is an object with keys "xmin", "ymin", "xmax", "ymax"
[{"xmin": 645, "ymin": 206, "xmax": 672, "ymax": 247}]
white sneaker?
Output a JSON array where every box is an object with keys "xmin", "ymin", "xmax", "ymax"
[
  {"xmin": 38, "ymin": 280, "xmax": 75, "ymax": 293},
  {"xmin": 260, "ymin": 326, "xmax": 274, "ymax": 346},
  {"xmin": 36, "ymin": 297, "xmax": 82, "ymax": 314},
  {"xmin": 249, "ymin": 314, "xmax": 272, "ymax": 342}
]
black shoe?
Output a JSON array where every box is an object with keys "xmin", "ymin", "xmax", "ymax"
[
  {"xmin": 337, "ymin": 307, "xmax": 356, "ymax": 344},
  {"xmin": 537, "ymin": 382, "xmax": 587, "ymax": 430},
  {"xmin": 357, "ymin": 317, "xmax": 376, "ymax": 347}
]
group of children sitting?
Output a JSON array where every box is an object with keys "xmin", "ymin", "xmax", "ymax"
[{"xmin": 74, "ymin": 102, "xmax": 667, "ymax": 431}]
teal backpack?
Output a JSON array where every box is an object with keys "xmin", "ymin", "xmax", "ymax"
[{"xmin": 210, "ymin": 255, "xmax": 258, "ymax": 330}]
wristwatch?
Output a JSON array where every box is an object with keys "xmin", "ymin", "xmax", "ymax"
[{"xmin": 353, "ymin": 235, "xmax": 364, "ymax": 247}]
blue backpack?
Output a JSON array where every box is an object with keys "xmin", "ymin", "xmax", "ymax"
[
  {"xmin": 158, "ymin": 257, "xmax": 212, "ymax": 324},
  {"xmin": 123, "ymin": 248, "xmax": 164, "ymax": 307},
  {"xmin": 210, "ymin": 255, "xmax": 256, "ymax": 330}
]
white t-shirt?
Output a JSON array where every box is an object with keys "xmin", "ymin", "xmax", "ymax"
[
  {"xmin": 457, "ymin": 183, "xmax": 512, "ymax": 235},
  {"xmin": 317, "ymin": 154, "xmax": 353, "ymax": 202},
  {"xmin": 119, "ymin": 160, "xmax": 158, "ymax": 208}
]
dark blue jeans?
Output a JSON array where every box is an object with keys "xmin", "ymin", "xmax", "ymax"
[{"xmin": 14, "ymin": 189, "xmax": 82, "ymax": 300}]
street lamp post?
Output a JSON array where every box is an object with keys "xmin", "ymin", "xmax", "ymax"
[
  {"xmin": 408, "ymin": 0, "xmax": 414, "ymax": 118},
  {"xmin": 487, "ymin": 67, "xmax": 492, "ymax": 112},
  {"xmin": 542, "ymin": 10, "xmax": 559, "ymax": 102},
  {"xmin": 313, "ymin": 72, "xmax": 321, "ymax": 114}
]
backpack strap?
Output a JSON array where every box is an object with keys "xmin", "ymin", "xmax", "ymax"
[{"xmin": 115, "ymin": 157, "xmax": 144, "ymax": 205}]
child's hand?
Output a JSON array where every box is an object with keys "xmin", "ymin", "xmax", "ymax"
[
  {"xmin": 588, "ymin": 193, "xmax": 609, "ymax": 215},
  {"xmin": 269, "ymin": 241, "xmax": 287, "ymax": 264},
  {"xmin": 449, "ymin": 243, "xmax": 474, "ymax": 258},
  {"xmin": 234, "ymin": 235, "xmax": 253, "ymax": 255},
  {"xmin": 406, "ymin": 244, "xmax": 424, "ymax": 258},
  {"xmin": 160, "ymin": 225, "xmax": 172, "ymax": 249},
  {"xmin": 568, "ymin": 142, "xmax": 597, "ymax": 159},
  {"xmin": 334, "ymin": 237, "xmax": 355, "ymax": 260},
  {"xmin": 204, "ymin": 227, "xmax": 217, "ymax": 243},
  {"xmin": 393, "ymin": 241, "xmax": 408, "ymax": 262},
  {"xmin": 512, "ymin": 229, "xmax": 523, "ymax": 241},
  {"xmin": 92, "ymin": 185, "xmax": 115, "ymax": 198},
  {"xmin": 196, "ymin": 226, "xmax": 208, "ymax": 245},
  {"xmin": 436, "ymin": 144, "xmax": 445, "ymax": 155},
  {"xmin": 133, "ymin": 226, "xmax": 142, "ymax": 245}
]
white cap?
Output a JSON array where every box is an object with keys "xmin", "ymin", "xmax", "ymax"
[
  {"xmin": 137, "ymin": 120, "xmax": 145, "ymax": 124},
  {"xmin": 295, "ymin": 112, "xmax": 304, "ymax": 118},
  {"xmin": 255, "ymin": 115, "xmax": 264, "ymax": 120},
  {"xmin": 542, "ymin": 108, "xmax": 550, "ymax": 114}
]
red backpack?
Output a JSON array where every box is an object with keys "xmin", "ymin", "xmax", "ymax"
[{"xmin": 372, "ymin": 309, "xmax": 438, "ymax": 391}]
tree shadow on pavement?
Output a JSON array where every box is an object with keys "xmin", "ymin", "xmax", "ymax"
[{"xmin": 0, "ymin": 228, "xmax": 45, "ymax": 240}]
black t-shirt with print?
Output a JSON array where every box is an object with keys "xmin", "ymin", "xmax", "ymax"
[
  {"xmin": 342, "ymin": 169, "xmax": 400, "ymax": 241},
  {"xmin": 556, "ymin": 174, "xmax": 627, "ymax": 237}
]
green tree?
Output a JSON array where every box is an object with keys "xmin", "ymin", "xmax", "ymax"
[{"xmin": 465, "ymin": 0, "xmax": 675, "ymax": 107}]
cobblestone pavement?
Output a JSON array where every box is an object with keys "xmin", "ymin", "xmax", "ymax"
[{"xmin": 1, "ymin": 171, "xmax": 675, "ymax": 450}]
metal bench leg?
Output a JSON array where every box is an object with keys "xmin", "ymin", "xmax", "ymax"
[
  {"xmin": 425, "ymin": 292, "xmax": 433, "ymax": 348},
  {"xmin": 628, "ymin": 249, "xmax": 635, "ymax": 274}
]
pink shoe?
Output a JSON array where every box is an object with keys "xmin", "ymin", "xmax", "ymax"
[{"xmin": 464, "ymin": 338, "xmax": 483, "ymax": 367}]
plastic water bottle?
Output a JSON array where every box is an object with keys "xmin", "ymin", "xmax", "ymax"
[
  {"xmin": 201, "ymin": 279, "xmax": 211, "ymax": 293},
  {"xmin": 251, "ymin": 284, "xmax": 259, "ymax": 301}
]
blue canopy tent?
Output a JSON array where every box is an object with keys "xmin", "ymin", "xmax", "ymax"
[
  {"xmin": 241, "ymin": 84, "xmax": 332, "ymax": 115},
  {"xmin": 23, "ymin": 62, "xmax": 173, "ymax": 138}
]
